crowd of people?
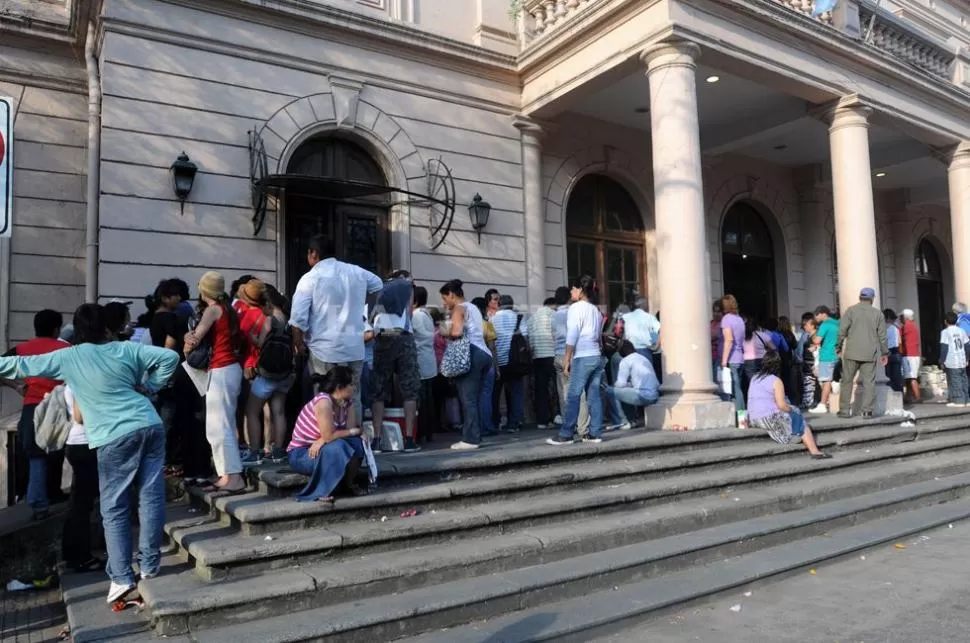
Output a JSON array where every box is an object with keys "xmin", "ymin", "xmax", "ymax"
[{"xmin": 5, "ymin": 234, "xmax": 970, "ymax": 606}]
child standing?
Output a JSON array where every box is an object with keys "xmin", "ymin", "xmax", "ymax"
[{"xmin": 939, "ymin": 311, "xmax": 970, "ymax": 407}]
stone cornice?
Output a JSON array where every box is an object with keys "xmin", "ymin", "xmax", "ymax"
[
  {"xmin": 0, "ymin": 0, "xmax": 94, "ymax": 46},
  {"xmin": 146, "ymin": 0, "xmax": 517, "ymax": 80}
]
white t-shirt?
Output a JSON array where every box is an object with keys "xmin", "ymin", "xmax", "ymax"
[
  {"xmin": 940, "ymin": 326, "xmax": 969, "ymax": 369},
  {"xmin": 63, "ymin": 385, "xmax": 88, "ymax": 446},
  {"xmin": 566, "ymin": 300, "xmax": 602, "ymax": 359}
]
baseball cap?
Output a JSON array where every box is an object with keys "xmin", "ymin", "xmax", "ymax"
[{"xmin": 859, "ymin": 287, "xmax": 876, "ymax": 299}]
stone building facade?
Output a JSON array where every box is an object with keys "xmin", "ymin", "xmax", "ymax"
[{"xmin": 1, "ymin": 0, "xmax": 969, "ymax": 439}]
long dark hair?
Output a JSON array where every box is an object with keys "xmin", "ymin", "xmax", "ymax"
[
  {"xmin": 744, "ymin": 315, "xmax": 759, "ymax": 341},
  {"xmin": 73, "ymin": 304, "xmax": 107, "ymax": 345},
  {"xmin": 757, "ymin": 350, "xmax": 783, "ymax": 379},
  {"xmin": 573, "ymin": 274, "xmax": 598, "ymax": 305}
]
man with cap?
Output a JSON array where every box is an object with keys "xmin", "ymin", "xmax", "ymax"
[
  {"xmin": 899, "ymin": 308, "xmax": 922, "ymax": 404},
  {"xmin": 836, "ymin": 287, "xmax": 889, "ymax": 418}
]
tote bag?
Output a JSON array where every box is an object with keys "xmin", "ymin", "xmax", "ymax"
[{"xmin": 440, "ymin": 337, "xmax": 472, "ymax": 378}]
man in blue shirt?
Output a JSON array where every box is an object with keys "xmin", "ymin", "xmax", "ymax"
[{"xmin": 604, "ymin": 341, "xmax": 660, "ymax": 430}]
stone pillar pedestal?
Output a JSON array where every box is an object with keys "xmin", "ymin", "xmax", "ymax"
[
  {"xmin": 641, "ymin": 40, "xmax": 733, "ymax": 429},
  {"xmin": 825, "ymin": 97, "xmax": 901, "ymax": 415}
]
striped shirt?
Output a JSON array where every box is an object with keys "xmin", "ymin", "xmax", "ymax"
[
  {"xmin": 288, "ymin": 392, "xmax": 349, "ymax": 452},
  {"xmin": 553, "ymin": 306, "xmax": 569, "ymax": 356},
  {"xmin": 527, "ymin": 306, "xmax": 556, "ymax": 359},
  {"xmin": 492, "ymin": 309, "xmax": 527, "ymax": 366}
]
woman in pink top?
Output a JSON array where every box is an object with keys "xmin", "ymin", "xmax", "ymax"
[{"xmin": 287, "ymin": 366, "xmax": 366, "ymax": 503}]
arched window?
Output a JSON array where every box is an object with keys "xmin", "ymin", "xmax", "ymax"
[
  {"xmin": 565, "ymin": 174, "xmax": 645, "ymax": 312},
  {"xmin": 284, "ymin": 136, "xmax": 390, "ymax": 295},
  {"xmin": 721, "ymin": 201, "xmax": 776, "ymax": 321},
  {"xmin": 915, "ymin": 238, "xmax": 942, "ymax": 281}
]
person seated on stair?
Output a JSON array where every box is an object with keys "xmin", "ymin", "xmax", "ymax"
[
  {"xmin": 287, "ymin": 366, "xmax": 367, "ymax": 503},
  {"xmin": 747, "ymin": 351, "xmax": 831, "ymax": 460}
]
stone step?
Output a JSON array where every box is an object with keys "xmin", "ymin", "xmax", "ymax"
[
  {"xmin": 176, "ymin": 478, "xmax": 970, "ymax": 642},
  {"xmin": 253, "ymin": 408, "xmax": 967, "ymax": 496},
  {"xmin": 170, "ymin": 435, "xmax": 970, "ymax": 580},
  {"xmin": 140, "ymin": 457, "xmax": 970, "ymax": 637},
  {"xmin": 196, "ymin": 417, "xmax": 970, "ymax": 537}
]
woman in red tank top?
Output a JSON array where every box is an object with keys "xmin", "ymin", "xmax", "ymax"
[{"xmin": 183, "ymin": 271, "xmax": 245, "ymax": 494}]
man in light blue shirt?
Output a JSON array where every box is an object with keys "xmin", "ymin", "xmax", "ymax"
[
  {"xmin": 0, "ymin": 303, "xmax": 178, "ymax": 605},
  {"xmin": 622, "ymin": 298, "xmax": 661, "ymax": 361},
  {"xmin": 290, "ymin": 235, "xmax": 383, "ymax": 420},
  {"xmin": 604, "ymin": 341, "xmax": 660, "ymax": 429},
  {"xmin": 491, "ymin": 295, "xmax": 528, "ymax": 431}
]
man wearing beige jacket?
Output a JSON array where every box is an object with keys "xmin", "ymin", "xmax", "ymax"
[{"xmin": 837, "ymin": 287, "xmax": 889, "ymax": 419}]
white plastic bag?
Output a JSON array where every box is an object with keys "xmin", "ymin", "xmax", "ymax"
[{"xmin": 720, "ymin": 367, "xmax": 733, "ymax": 396}]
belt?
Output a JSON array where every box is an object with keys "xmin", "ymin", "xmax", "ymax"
[{"xmin": 377, "ymin": 329, "xmax": 410, "ymax": 336}]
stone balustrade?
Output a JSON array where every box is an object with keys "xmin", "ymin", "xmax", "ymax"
[
  {"xmin": 522, "ymin": 0, "xmax": 593, "ymax": 40},
  {"xmin": 859, "ymin": 5, "xmax": 955, "ymax": 79},
  {"xmin": 772, "ymin": 0, "xmax": 834, "ymax": 25}
]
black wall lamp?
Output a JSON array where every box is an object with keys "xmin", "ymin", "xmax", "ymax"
[
  {"xmin": 171, "ymin": 152, "xmax": 198, "ymax": 214},
  {"xmin": 468, "ymin": 193, "xmax": 491, "ymax": 243}
]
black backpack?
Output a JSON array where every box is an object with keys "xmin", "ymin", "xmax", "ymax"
[
  {"xmin": 504, "ymin": 315, "xmax": 533, "ymax": 377},
  {"xmin": 258, "ymin": 317, "xmax": 294, "ymax": 380}
]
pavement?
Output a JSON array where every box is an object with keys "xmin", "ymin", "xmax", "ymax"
[
  {"xmin": 598, "ymin": 519, "xmax": 970, "ymax": 643},
  {"xmin": 0, "ymin": 584, "xmax": 67, "ymax": 643}
]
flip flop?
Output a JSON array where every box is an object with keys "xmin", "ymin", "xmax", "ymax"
[
  {"xmin": 811, "ymin": 453, "xmax": 833, "ymax": 460},
  {"xmin": 209, "ymin": 486, "xmax": 248, "ymax": 497}
]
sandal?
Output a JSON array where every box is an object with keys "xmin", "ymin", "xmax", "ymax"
[
  {"xmin": 811, "ymin": 453, "xmax": 833, "ymax": 460},
  {"xmin": 208, "ymin": 486, "xmax": 248, "ymax": 497}
]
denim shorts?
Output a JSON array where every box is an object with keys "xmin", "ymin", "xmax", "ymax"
[
  {"xmin": 250, "ymin": 374, "xmax": 295, "ymax": 399},
  {"xmin": 817, "ymin": 361, "xmax": 836, "ymax": 382}
]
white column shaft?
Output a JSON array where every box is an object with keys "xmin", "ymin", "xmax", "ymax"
[
  {"xmin": 518, "ymin": 124, "xmax": 546, "ymax": 310},
  {"xmin": 949, "ymin": 144, "xmax": 970, "ymax": 305}
]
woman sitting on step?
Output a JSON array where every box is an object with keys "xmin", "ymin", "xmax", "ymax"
[
  {"xmin": 747, "ymin": 351, "xmax": 831, "ymax": 460},
  {"xmin": 287, "ymin": 366, "xmax": 367, "ymax": 503}
]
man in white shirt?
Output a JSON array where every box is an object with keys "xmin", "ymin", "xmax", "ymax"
[
  {"xmin": 604, "ymin": 340, "xmax": 660, "ymax": 430},
  {"xmin": 411, "ymin": 286, "xmax": 439, "ymax": 444},
  {"xmin": 622, "ymin": 297, "xmax": 661, "ymax": 361},
  {"xmin": 940, "ymin": 311, "xmax": 970, "ymax": 407},
  {"xmin": 290, "ymin": 234, "xmax": 383, "ymax": 421}
]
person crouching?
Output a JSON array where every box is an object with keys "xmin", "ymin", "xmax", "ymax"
[{"xmin": 287, "ymin": 366, "xmax": 367, "ymax": 503}]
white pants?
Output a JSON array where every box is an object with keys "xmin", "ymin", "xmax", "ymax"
[{"xmin": 206, "ymin": 363, "xmax": 243, "ymax": 475}]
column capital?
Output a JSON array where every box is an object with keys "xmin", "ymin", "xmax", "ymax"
[
  {"xmin": 813, "ymin": 95, "xmax": 873, "ymax": 131},
  {"xmin": 512, "ymin": 115, "xmax": 545, "ymax": 144},
  {"xmin": 640, "ymin": 39, "xmax": 701, "ymax": 73},
  {"xmin": 933, "ymin": 141, "xmax": 970, "ymax": 170}
]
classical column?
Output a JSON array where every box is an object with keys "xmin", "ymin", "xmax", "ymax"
[
  {"xmin": 795, "ymin": 166, "xmax": 833, "ymax": 311},
  {"xmin": 948, "ymin": 142, "xmax": 970, "ymax": 305},
  {"xmin": 825, "ymin": 97, "xmax": 901, "ymax": 414},
  {"xmin": 826, "ymin": 98, "xmax": 882, "ymax": 309},
  {"xmin": 641, "ymin": 40, "xmax": 733, "ymax": 430},
  {"xmin": 514, "ymin": 116, "xmax": 546, "ymax": 310}
]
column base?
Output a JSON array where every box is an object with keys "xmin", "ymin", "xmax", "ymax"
[
  {"xmin": 829, "ymin": 381, "xmax": 904, "ymax": 416},
  {"xmin": 644, "ymin": 393, "xmax": 736, "ymax": 430}
]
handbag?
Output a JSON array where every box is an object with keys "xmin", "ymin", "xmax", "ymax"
[
  {"xmin": 185, "ymin": 315, "xmax": 213, "ymax": 370},
  {"xmin": 440, "ymin": 336, "xmax": 472, "ymax": 378}
]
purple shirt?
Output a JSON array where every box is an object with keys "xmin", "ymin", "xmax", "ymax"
[
  {"xmin": 747, "ymin": 374, "xmax": 780, "ymax": 421},
  {"xmin": 721, "ymin": 313, "xmax": 745, "ymax": 365}
]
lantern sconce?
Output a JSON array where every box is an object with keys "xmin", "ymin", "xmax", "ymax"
[
  {"xmin": 468, "ymin": 193, "xmax": 491, "ymax": 244},
  {"xmin": 171, "ymin": 152, "xmax": 198, "ymax": 215}
]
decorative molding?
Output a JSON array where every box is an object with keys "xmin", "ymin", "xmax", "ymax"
[{"xmin": 330, "ymin": 76, "xmax": 365, "ymax": 129}]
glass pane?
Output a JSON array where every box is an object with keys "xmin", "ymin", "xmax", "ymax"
[
  {"xmin": 607, "ymin": 247, "xmax": 622, "ymax": 282},
  {"xmin": 600, "ymin": 176, "xmax": 643, "ymax": 232},
  {"xmin": 566, "ymin": 176, "xmax": 598, "ymax": 231},
  {"xmin": 287, "ymin": 137, "xmax": 385, "ymax": 185},
  {"xmin": 624, "ymin": 249, "xmax": 637, "ymax": 282},
  {"xmin": 608, "ymin": 284, "xmax": 624, "ymax": 313},
  {"xmin": 567, "ymin": 241, "xmax": 597, "ymax": 284},
  {"xmin": 343, "ymin": 216, "xmax": 379, "ymax": 274}
]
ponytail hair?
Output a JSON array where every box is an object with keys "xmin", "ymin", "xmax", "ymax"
[
  {"xmin": 440, "ymin": 279, "xmax": 465, "ymax": 299},
  {"xmin": 573, "ymin": 274, "xmax": 598, "ymax": 305},
  {"xmin": 315, "ymin": 365, "xmax": 354, "ymax": 395}
]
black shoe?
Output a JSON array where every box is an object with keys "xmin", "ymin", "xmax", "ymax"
[
  {"xmin": 546, "ymin": 436, "xmax": 574, "ymax": 446},
  {"xmin": 837, "ymin": 412, "xmax": 852, "ymax": 419},
  {"xmin": 403, "ymin": 438, "xmax": 421, "ymax": 453},
  {"xmin": 861, "ymin": 411, "xmax": 874, "ymax": 419},
  {"xmin": 811, "ymin": 452, "xmax": 833, "ymax": 460},
  {"xmin": 370, "ymin": 437, "xmax": 383, "ymax": 454}
]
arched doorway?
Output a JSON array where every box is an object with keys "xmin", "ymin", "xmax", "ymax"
[
  {"xmin": 721, "ymin": 201, "xmax": 776, "ymax": 321},
  {"xmin": 283, "ymin": 136, "xmax": 391, "ymax": 296},
  {"xmin": 916, "ymin": 237, "xmax": 945, "ymax": 364},
  {"xmin": 565, "ymin": 174, "xmax": 646, "ymax": 313}
]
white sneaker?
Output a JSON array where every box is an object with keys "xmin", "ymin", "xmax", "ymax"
[
  {"xmin": 946, "ymin": 402, "xmax": 964, "ymax": 408},
  {"xmin": 582, "ymin": 436, "xmax": 603, "ymax": 444},
  {"xmin": 553, "ymin": 415, "xmax": 563, "ymax": 425},
  {"xmin": 106, "ymin": 581, "xmax": 135, "ymax": 603},
  {"xmin": 140, "ymin": 572, "xmax": 157, "ymax": 581},
  {"xmin": 609, "ymin": 422, "xmax": 633, "ymax": 431},
  {"xmin": 809, "ymin": 404, "xmax": 828, "ymax": 414},
  {"xmin": 450, "ymin": 441, "xmax": 479, "ymax": 451}
]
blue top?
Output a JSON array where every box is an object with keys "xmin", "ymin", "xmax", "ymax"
[
  {"xmin": 0, "ymin": 343, "xmax": 179, "ymax": 448},
  {"xmin": 553, "ymin": 307, "xmax": 569, "ymax": 356}
]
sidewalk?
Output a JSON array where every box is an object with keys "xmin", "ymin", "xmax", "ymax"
[{"xmin": 0, "ymin": 584, "xmax": 66, "ymax": 643}]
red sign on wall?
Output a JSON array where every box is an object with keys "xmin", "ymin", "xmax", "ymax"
[{"xmin": 0, "ymin": 97, "xmax": 11, "ymax": 238}]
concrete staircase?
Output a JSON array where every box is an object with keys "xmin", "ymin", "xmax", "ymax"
[{"xmin": 75, "ymin": 407, "xmax": 970, "ymax": 641}]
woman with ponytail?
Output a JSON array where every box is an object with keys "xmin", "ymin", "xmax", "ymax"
[
  {"xmin": 548, "ymin": 274, "xmax": 606, "ymax": 446},
  {"xmin": 184, "ymin": 271, "xmax": 246, "ymax": 494},
  {"xmin": 287, "ymin": 366, "xmax": 367, "ymax": 502}
]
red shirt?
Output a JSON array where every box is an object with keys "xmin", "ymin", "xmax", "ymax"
[
  {"xmin": 15, "ymin": 337, "xmax": 71, "ymax": 405},
  {"xmin": 900, "ymin": 319, "xmax": 921, "ymax": 357},
  {"xmin": 209, "ymin": 306, "xmax": 240, "ymax": 369},
  {"xmin": 236, "ymin": 302, "xmax": 266, "ymax": 369}
]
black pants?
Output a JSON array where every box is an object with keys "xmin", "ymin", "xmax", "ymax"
[
  {"xmin": 159, "ymin": 368, "xmax": 212, "ymax": 478},
  {"xmin": 61, "ymin": 444, "xmax": 99, "ymax": 566},
  {"xmin": 886, "ymin": 348, "xmax": 904, "ymax": 392},
  {"xmin": 15, "ymin": 404, "xmax": 65, "ymax": 503},
  {"xmin": 417, "ymin": 378, "xmax": 438, "ymax": 442},
  {"xmin": 532, "ymin": 357, "xmax": 555, "ymax": 426}
]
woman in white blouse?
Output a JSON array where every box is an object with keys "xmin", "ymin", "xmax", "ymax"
[{"xmin": 547, "ymin": 275, "xmax": 606, "ymax": 446}]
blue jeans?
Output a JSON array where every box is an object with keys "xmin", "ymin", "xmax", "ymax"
[
  {"xmin": 559, "ymin": 356, "xmax": 605, "ymax": 440},
  {"xmin": 455, "ymin": 346, "xmax": 492, "ymax": 445},
  {"xmin": 605, "ymin": 387, "xmax": 658, "ymax": 425},
  {"xmin": 728, "ymin": 363, "xmax": 745, "ymax": 412},
  {"xmin": 98, "ymin": 425, "xmax": 166, "ymax": 586},
  {"xmin": 480, "ymin": 366, "xmax": 495, "ymax": 435},
  {"xmin": 18, "ymin": 404, "xmax": 48, "ymax": 511}
]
